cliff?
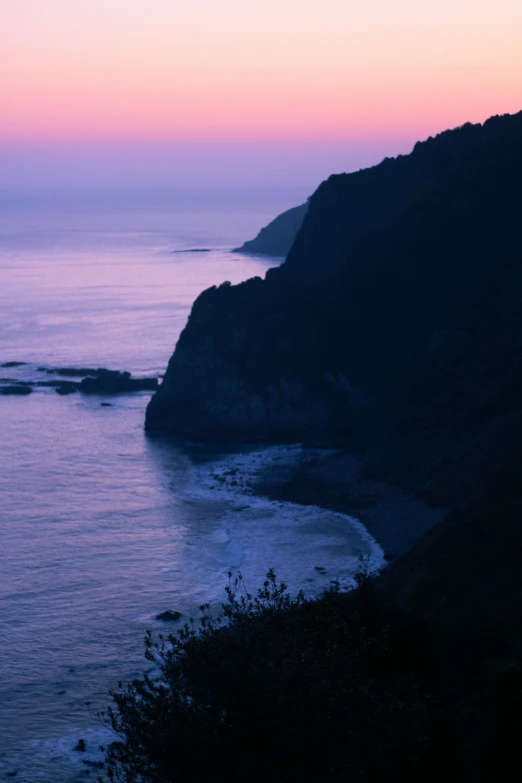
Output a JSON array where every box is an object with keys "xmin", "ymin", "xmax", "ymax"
[
  {"xmin": 144, "ymin": 118, "xmax": 522, "ymax": 777},
  {"xmin": 232, "ymin": 203, "xmax": 307, "ymax": 257},
  {"xmin": 146, "ymin": 111, "xmax": 522, "ymax": 507}
]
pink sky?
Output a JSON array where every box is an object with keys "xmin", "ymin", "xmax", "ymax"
[{"xmin": 1, "ymin": 0, "xmax": 521, "ymax": 187}]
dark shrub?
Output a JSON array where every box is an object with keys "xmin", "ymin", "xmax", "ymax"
[{"xmin": 92, "ymin": 571, "xmax": 451, "ymax": 782}]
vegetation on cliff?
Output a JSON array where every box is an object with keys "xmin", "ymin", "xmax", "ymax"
[
  {"xmin": 92, "ymin": 571, "xmax": 453, "ymax": 783},
  {"xmin": 93, "ymin": 562, "xmax": 522, "ymax": 782}
]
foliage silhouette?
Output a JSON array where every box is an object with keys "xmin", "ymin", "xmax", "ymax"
[{"xmin": 90, "ymin": 570, "xmax": 450, "ymax": 782}]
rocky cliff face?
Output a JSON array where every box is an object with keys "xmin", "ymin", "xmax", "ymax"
[
  {"xmin": 145, "ymin": 277, "xmax": 338, "ymax": 442},
  {"xmin": 146, "ymin": 110, "xmax": 522, "ymax": 504}
]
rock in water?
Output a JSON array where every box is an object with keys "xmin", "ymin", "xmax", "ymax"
[
  {"xmin": 54, "ymin": 382, "xmax": 78, "ymax": 395},
  {"xmin": 156, "ymin": 610, "xmax": 182, "ymax": 622},
  {"xmin": 79, "ymin": 370, "xmax": 158, "ymax": 394},
  {"xmin": 1, "ymin": 385, "xmax": 33, "ymax": 395},
  {"xmin": 0, "ymin": 366, "xmax": 158, "ymax": 397}
]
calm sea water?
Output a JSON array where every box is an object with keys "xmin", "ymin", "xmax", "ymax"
[{"xmin": 0, "ymin": 188, "xmax": 383, "ymax": 781}]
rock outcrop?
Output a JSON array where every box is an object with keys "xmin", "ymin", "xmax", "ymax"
[
  {"xmin": 156, "ymin": 610, "xmax": 182, "ymax": 622},
  {"xmin": 0, "ymin": 385, "xmax": 33, "ymax": 395},
  {"xmin": 0, "ymin": 366, "xmax": 159, "ymax": 397},
  {"xmin": 146, "ymin": 111, "xmax": 522, "ymax": 508},
  {"xmin": 76, "ymin": 369, "xmax": 158, "ymax": 394},
  {"xmin": 233, "ymin": 203, "xmax": 307, "ymax": 257}
]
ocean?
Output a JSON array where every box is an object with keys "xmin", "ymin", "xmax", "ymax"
[{"xmin": 0, "ymin": 187, "xmax": 384, "ymax": 781}]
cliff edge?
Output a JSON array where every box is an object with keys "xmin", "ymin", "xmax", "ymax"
[{"xmin": 146, "ymin": 111, "xmax": 522, "ymax": 507}]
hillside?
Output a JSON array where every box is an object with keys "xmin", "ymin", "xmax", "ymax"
[
  {"xmin": 147, "ymin": 111, "xmax": 522, "ymax": 512},
  {"xmin": 141, "ymin": 111, "xmax": 522, "ymax": 782},
  {"xmin": 232, "ymin": 202, "xmax": 307, "ymax": 257}
]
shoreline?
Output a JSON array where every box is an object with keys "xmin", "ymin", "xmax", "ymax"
[{"xmin": 251, "ymin": 448, "xmax": 446, "ymax": 560}]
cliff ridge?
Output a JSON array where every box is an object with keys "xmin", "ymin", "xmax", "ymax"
[{"xmin": 146, "ymin": 110, "xmax": 522, "ymax": 509}]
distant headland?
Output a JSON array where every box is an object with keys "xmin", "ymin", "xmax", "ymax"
[{"xmin": 232, "ymin": 203, "xmax": 307, "ymax": 257}]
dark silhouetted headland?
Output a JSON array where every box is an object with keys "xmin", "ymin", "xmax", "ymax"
[
  {"xmin": 104, "ymin": 110, "xmax": 522, "ymax": 783},
  {"xmin": 147, "ymin": 111, "xmax": 522, "ymax": 508},
  {"xmin": 232, "ymin": 203, "xmax": 307, "ymax": 257}
]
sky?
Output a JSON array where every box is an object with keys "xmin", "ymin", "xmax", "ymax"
[{"xmin": 1, "ymin": 0, "xmax": 521, "ymax": 189}]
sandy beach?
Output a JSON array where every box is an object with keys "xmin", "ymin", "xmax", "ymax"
[{"xmin": 253, "ymin": 449, "xmax": 447, "ymax": 560}]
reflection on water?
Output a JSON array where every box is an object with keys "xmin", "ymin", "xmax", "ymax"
[{"xmin": 0, "ymin": 188, "xmax": 381, "ymax": 781}]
